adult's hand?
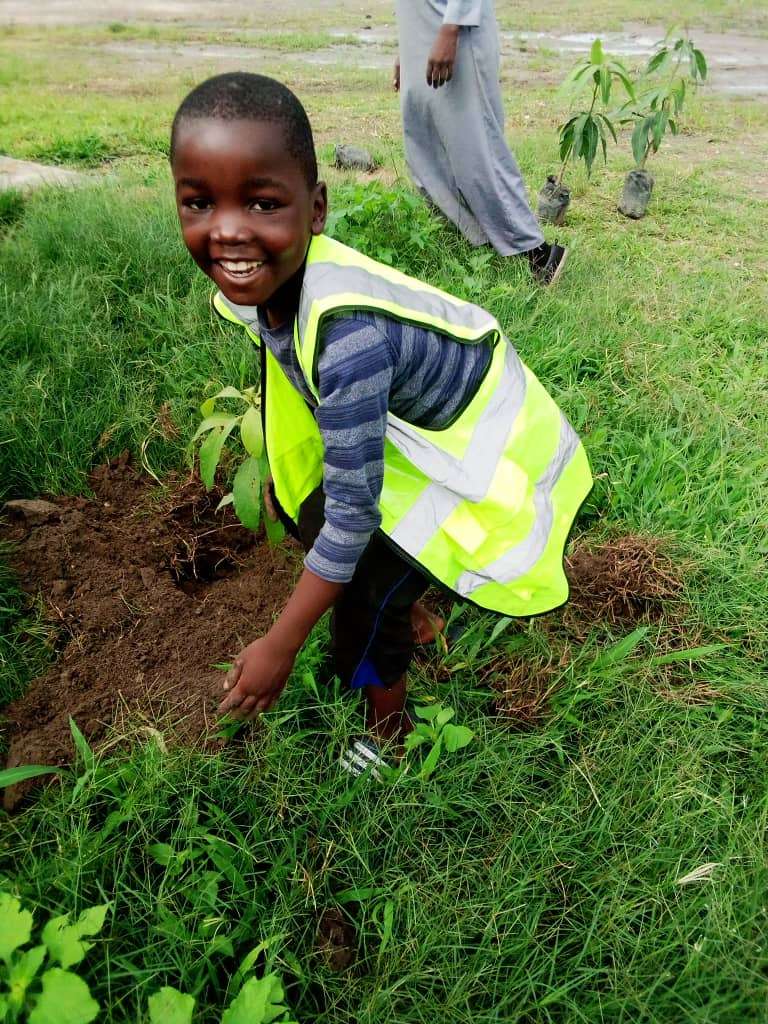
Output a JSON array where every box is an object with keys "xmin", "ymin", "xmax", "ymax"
[
  {"xmin": 393, "ymin": 57, "xmax": 400, "ymax": 92},
  {"xmin": 426, "ymin": 24, "xmax": 459, "ymax": 88}
]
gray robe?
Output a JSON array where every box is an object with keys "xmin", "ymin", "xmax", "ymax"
[{"xmin": 396, "ymin": 0, "xmax": 543, "ymax": 255}]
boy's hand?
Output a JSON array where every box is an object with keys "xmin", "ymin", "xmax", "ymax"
[
  {"xmin": 218, "ymin": 633, "xmax": 295, "ymax": 720},
  {"xmin": 426, "ymin": 24, "xmax": 459, "ymax": 88},
  {"xmin": 393, "ymin": 57, "xmax": 400, "ymax": 92}
]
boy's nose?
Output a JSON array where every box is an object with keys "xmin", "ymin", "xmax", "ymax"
[{"xmin": 210, "ymin": 212, "xmax": 253, "ymax": 245}]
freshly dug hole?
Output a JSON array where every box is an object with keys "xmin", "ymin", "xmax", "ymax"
[{"xmin": 1, "ymin": 454, "xmax": 298, "ymax": 810}]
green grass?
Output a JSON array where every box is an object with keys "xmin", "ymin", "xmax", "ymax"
[{"xmin": 1, "ymin": 4, "xmax": 768, "ymax": 1021}]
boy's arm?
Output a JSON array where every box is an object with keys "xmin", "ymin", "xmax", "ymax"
[{"xmin": 218, "ymin": 568, "xmax": 342, "ymax": 719}]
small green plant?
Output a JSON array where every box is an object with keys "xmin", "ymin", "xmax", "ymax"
[
  {"xmin": 193, "ymin": 386, "xmax": 282, "ymax": 540},
  {"xmin": 0, "ymin": 892, "xmax": 109, "ymax": 1024},
  {"xmin": 404, "ymin": 703, "xmax": 474, "ymax": 780},
  {"xmin": 148, "ymin": 973, "xmax": 297, "ymax": 1023},
  {"xmin": 625, "ymin": 35, "xmax": 708, "ymax": 170},
  {"xmin": 557, "ymin": 39, "xmax": 635, "ymax": 182}
]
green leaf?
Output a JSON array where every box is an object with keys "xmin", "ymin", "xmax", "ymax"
[
  {"xmin": 403, "ymin": 731, "xmax": 428, "ymax": 750},
  {"xmin": 590, "ymin": 626, "xmax": 649, "ymax": 671},
  {"xmin": 590, "ymin": 37, "xmax": 603, "ymax": 65},
  {"xmin": 650, "ymin": 644, "xmax": 726, "ymax": 666},
  {"xmin": 240, "ymin": 406, "xmax": 264, "ymax": 458},
  {"xmin": 413, "ymin": 704, "xmax": 440, "ymax": 721},
  {"xmin": 214, "ymin": 385, "xmax": 245, "ymax": 401},
  {"xmin": 632, "ymin": 118, "xmax": 650, "ymax": 166},
  {"xmin": 232, "ymin": 456, "xmax": 262, "ymax": 531},
  {"xmin": 192, "ymin": 412, "xmax": 237, "ymax": 444},
  {"xmin": 42, "ymin": 904, "xmax": 109, "ymax": 969},
  {"xmin": 222, "ymin": 972, "xmax": 296, "ymax": 1024},
  {"xmin": 199, "ymin": 418, "xmax": 237, "ymax": 490},
  {"xmin": 69, "ymin": 718, "xmax": 94, "ymax": 772},
  {"xmin": 599, "ymin": 66, "xmax": 610, "ymax": 105},
  {"xmin": 231, "ymin": 934, "xmax": 287, "ymax": 995},
  {"xmin": 694, "ymin": 48, "xmax": 707, "ymax": 81},
  {"xmin": 199, "ymin": 397, "xmax": 216, "ymax": 418},
  {"xmin": 0, "ymin": 892, "xmax": 33, "ymax": 962},
  {"xmin": 419, "ymin": 734, "xmax": 444, "ymax": 781},
  {"xmin": 0, "ymin": 765, "xmax": 58, "ymax": 788},
  {"xmin": 264, "ymin": 512, "xmax": 286, "ymax": 546},
  {"xmin": 147, "ymin": 842, "xmax": 175, "ymax": 866},
  {"xmin": 488, "ymin": 616, "xmax": 513, "ymax": 644},
  {"xmin": 646, "ymin": 47, "xmax": 670, "ymax": 74},
  {"xmin": 216, "ymin": 492, "xmax": 235, "ymax": 512},
  {"xmin": 28, "ymin": 968, "xmax": 99, "ymax": 1024},
  {"xmin": 435, "ymin": 706, "xmax": 455, "ymax": 728},
  {"xmin": 442, "ymin": 724, "xmax": 474, "ymax": 753},
  {"xmin": 148, "ymin": 986, "xmax": 196, "ymax": 1024},
  {"xmin": 7, "ymin": 944, "xmax": 47, "ymax": 999}
]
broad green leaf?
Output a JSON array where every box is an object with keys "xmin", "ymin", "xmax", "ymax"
[
  {"xmin": 222, "ymin": 972, "xmax": 296, "ymax": 1024},
  {"xmin": 216, "ymin": 492, "xmax": 235, "ymax": 512},
  {"xmin": 403, "ymin": 731, "xmax": 428, "ymax": 750},
  {"xmin": 232, "ymin": 934, "xmax": 288, "ymax": 994},
  {"xmin": 599, "ymin": 66, "xmax": 610, "ymax": 105},
  {"xmin": 590, "ymin": 37, "xmax": 603, "ymax": 65},
  {"xmin": 419, "ymin": 734, "xmax": 444, "ymax": 781},
  {"xmin": 28, "ymin": 968, "xmax": 99, "ymax": 1024},
  {"xmin": 632, "ymin": 117, "xmax": 650, "ymax": 166},
  {"xmin": 650, "ymin": 644, "xmax": 726, "ymax": 666},
  {"xmin": 8, "ymin": 943, "xmax": 46, "ymax": 989},
  {"xmin": 215, "ymin": 385, "xmax": 245, "ymax": 401},
  {"xmin": 0, "ymin": 892, "xmax": 33, "ymax": 962},
  {"xmin": 42, "ymin": 904, "xmax": 109, "ymax": 969},
  {"xmin": 69, "ymin": 718, "xmax": 94, "ymax": 772},
  {"xmin": 148, "ymin": 986, "xmax": 195, "ymax": 1024},
  {"xmin": 442, "ymin": 724, "xmax": 474, "ymax": 753},
  {"xmin": 147, "ymin": 842, "xmax": 175, "ymax": 866},
  {"xmin": 233, "ymin": 456, "xmax": 262, "ymax": 531},
  {"xmin": 0, "ymin": 765, "xmax": 57, "ymax": 788},
  {"xmin": 265, "ymin": 512, "xmax": 286, "ymax": 546},
  {"xmin": 590, "ymin": 626, "xmax": 649, "ymax": 671},
  {"xmin": 199, "ymin": 418, "xmax": 237, "ymax": 490},
  {"xmin": 240, "ymin": 406, "xmax": 264, "ymax": 458},
  {"xmin": 435, "ymin": 706, "xmax": 455, "ymax": 728},
  {"xmin": 200, "ymin": 397, "xmax": 216, "ymax": 418},
  {"xmin": 413, "ymin": 704, "xmax": 440, "ymax": 721},
  {"xmin": 192, "ymin": 412, "xmax": 237, "ymax": 444}
]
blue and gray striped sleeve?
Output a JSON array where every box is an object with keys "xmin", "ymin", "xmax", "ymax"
[{"xmin": 304, "ymin": 314, "xmax": 396, "ymax": 584}]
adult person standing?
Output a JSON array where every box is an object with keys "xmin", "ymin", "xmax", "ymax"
[{"xmin": 394, "ymin": 0, "xmax": 566, "ymax": 285}]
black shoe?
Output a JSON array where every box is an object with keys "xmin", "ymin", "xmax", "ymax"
[{"xmin": 527, "ymin": 241, "xmax": 568, "ymax": 286}]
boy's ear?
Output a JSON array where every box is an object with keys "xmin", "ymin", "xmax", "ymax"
[{"xmin": 311, "ymin": 181, "xmax": 328, "ymax": 235}]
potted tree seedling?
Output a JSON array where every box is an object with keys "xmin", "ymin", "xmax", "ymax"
[
  {"xmin": 618, "ymin": 34, "xmax": 708, "ymax": 219},
  {"xmin": 539, "ymin": 39, "xmax": 635, "ymax": 225}
]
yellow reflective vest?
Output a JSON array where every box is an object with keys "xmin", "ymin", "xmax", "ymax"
[{"xmin": 213, "ymin": 234, "xmax": 592, "ymax": 616}]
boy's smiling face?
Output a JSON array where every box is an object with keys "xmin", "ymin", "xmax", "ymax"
[{"xmin": 172, "ymin": 117, "xmax": 327, "ymax": 326}]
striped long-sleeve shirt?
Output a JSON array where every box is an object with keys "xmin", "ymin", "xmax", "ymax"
[{"xmin": 258, "ymin": 309, "xmax": 491, "ymax": 583}]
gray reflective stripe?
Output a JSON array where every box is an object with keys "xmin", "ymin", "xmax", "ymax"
[
  {"xmin": 216, "ymin": 293, "xmax": 260, "ymax": 333},
  {"xmin": 300, "ymin": 261, "xmax": 498, "ymax": 344},
  {"xmin": 387, "ymin": 343, "xmax": 527, "ymax": 553},
  {"xmin": 455, "ymin": 415, "xmax": 581, "ymax": 597}
]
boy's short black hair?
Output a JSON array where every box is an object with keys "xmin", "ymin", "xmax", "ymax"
[{"xmin": 170, "ymin": 72, "xmax": 318, "ymax": 186}]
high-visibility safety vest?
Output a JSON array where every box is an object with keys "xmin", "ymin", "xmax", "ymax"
[{"xmin": 213, "ymin": 234, "xmax": 592, "ymax": 616}]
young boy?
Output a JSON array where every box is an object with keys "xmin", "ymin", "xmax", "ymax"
[{"xmin": 171, "ymin": 73, "xmax": 591, "ymax": 774}]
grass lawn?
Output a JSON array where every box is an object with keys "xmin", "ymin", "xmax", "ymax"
[{"xmin": 1, "ymin": 3, "xmax": 767, "ymax": 1021}]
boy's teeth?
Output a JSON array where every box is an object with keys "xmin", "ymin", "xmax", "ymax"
[{"xmin": 220, "ymin": 259, "xmax": 262, "ymax": 274}]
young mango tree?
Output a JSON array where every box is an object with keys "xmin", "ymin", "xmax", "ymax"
[
  {"xmin": 539, "ymin": 39, "xmax": 635, "ymax": 225},
  {"xmin": 618, "ymin": 34, "xmax": 708, "ymax": 218},
  {"xmin": 192, "ymin": 386, "xmax": 283, "ymax": 542}
]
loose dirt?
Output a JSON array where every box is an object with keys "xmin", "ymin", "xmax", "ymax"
[{"xmin": 1, "ymin": 452, "xmax": 298, "ymax": 810}]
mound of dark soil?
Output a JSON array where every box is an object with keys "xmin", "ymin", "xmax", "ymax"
[{"xmin": 1, "ymin": 453, "xmax": 298, "ymax": 809}]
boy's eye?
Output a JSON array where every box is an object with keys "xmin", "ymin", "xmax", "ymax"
[
  {"xmin": 250, "ymin": 198, "xmax": 279, "ymax": 212},
  {"xmin": 184, "ymin": 197, "xmax": 213, "ymax": 211}
]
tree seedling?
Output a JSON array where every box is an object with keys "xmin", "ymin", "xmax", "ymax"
[
  {"xmin": 618, "ymin": 33, "xmax": 708, "ymax": 218},
  {"xmin": 539, "ymin": 39, "xmax": 635, "ymax": 225},
  {"xmin": 193, "ymin": 386, "xmax": 284, "ymax": 543},
  {"xmin": 403, "ymin": 703, "xmax": 474, "ymax": 781}
]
